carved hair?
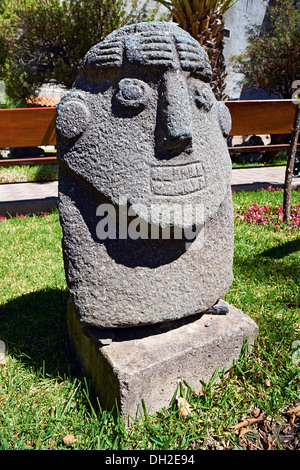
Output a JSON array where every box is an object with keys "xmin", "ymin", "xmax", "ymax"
[{"xmin": 82, "ymin": 22, "xmax": 212, "ymax": 83}]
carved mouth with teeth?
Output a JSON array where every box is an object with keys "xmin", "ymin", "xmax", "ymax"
[{"xmin": 151, "ymin": 162, "xmax": 206, "ymax": 196}]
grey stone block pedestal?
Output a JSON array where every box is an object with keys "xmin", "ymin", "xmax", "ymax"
[{"xmin": 67, "ymin": 299, "xmax": 258, "ymax": 425}]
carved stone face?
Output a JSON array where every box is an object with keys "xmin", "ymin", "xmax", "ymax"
[
  {"xmin": 56, "ymin": 22, "xmax": 232, "ymax": 228},
  {"xmin": 56, "ymin": 23, "xmax": 234, "ymax": 328}
]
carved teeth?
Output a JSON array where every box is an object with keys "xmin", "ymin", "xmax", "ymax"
[
  {"xmin": 151, "ymin": 163, "xmax": 205, "ymax": 196},
  {"xmin": 151, "ymin": 162, "xmax": 204, "ymax": 182}
]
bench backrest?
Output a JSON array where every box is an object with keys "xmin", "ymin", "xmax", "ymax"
[
  {"xmin": 0, "ymin": 107, "xmax": 56, "ymax": 148},
  {"xmin": 227, "ymin": 100, "xmax": 297, "ymax": 136},
  {"xmin": 0, "ymin": 100, "xmax": 298, "ymax": 162}
]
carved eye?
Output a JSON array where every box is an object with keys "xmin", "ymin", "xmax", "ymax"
[
  {"xmin": 56, "ymin": 93, "xmax": 90, "ymax": 140},
  {"xmin": 194, "ymin": 86, "xmax": 214, "ymax": 112},
  {"xmin": 218, "ymin": 101, "xmax": 232, "ymax": 138},
  {"xmin": 115, "ymin": 78, "xmax": 150, "ymax": 111}
]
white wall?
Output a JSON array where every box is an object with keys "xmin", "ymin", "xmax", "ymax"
[{"xmin": 223, "ymin": 0, "xmax": 268, "ymax": 99}]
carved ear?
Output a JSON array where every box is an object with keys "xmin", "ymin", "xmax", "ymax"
[
  {"xmin": 56, "ymin": 93, "xmax": 90, "ymax": 141},
  {"xmin": 218, "ymin": 101, "xmax": 232, "ymax": 138}
]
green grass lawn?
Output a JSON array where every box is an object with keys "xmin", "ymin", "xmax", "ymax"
[
  {"xmin": 0, "ymin": 165, "xmax": 58, "ymax": 184},
  {"xmin": 0, "ymin": 189, "xmax": 299, "ymax": 450}
]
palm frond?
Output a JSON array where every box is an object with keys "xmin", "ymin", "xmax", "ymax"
[
  {"xmin": 182, "ymin": 0, "xmax": 193, "ymax": 17},
  {"xmin": 220, "ymin": 0, "xmax": 240, "ymax": 14},
  {"xmin": 192, "ymin": 0, "xmax": 200, "ymax": 13},
  {"xmin": 206, "ymin": 0, "xmax": 219, "ymax": 11},
  {"xmin": 154, "ymin": 0, "xmax": 174, "ymax": 12},
  {"xmin": 171, "ymin": 0, "xmax": 186, "ymax": 14}
]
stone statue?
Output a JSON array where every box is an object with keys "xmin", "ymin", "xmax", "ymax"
[{"xmin": 56, "ymin": 22, "xmax": 234, "ymax": 329}]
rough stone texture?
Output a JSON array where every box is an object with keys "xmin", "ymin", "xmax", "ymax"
[
  {"xmin": 59, "ymin": 174, "xmax": 234, "ymax": 328},
  {"xmin": 56, "ymin": 22, "xmax": 234, "ymax": 328},
  {"xmin": 67, "ymin": 299, "xmax": 259, "ymax": 425}
]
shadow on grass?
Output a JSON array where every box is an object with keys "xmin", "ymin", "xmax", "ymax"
[
  {"xmin": 0, "ymin": 288, "xmax": 82, "ymax": 380},
  {"xmin": 261, "ymin": 238, "xmax": 300, "ymax": 259},
  {"xmin": 232, "ymin": 241, "xmax": 299, "ymax": 314},
  {"xmin": 234, "ymin": 251, "xmax": 299, "ymax": 282}
]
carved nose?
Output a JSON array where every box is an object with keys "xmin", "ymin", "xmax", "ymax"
[{"xmin": 156, "ymin": 71, "xmax": 193, "ymax": 156}]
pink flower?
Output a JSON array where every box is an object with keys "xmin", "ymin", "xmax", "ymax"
[
  {"xmin": 242, "ymin": 202, "xmax": 299, "ymax": 231},
  {"xmin": 276, "ymin": 206, "xmax": 284, "ymax": 218}
]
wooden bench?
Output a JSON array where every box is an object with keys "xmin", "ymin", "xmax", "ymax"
[
  {"xmin": 0, "ymin": 107, "xmax": 57, "ymax": 166},
  {"xmin": 0, "ymin": 100, "xmax": 299, "ymax": 167},
  {"xmin": 227, "ymin": 100, "xmax": 299, "ymax": 155}
]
